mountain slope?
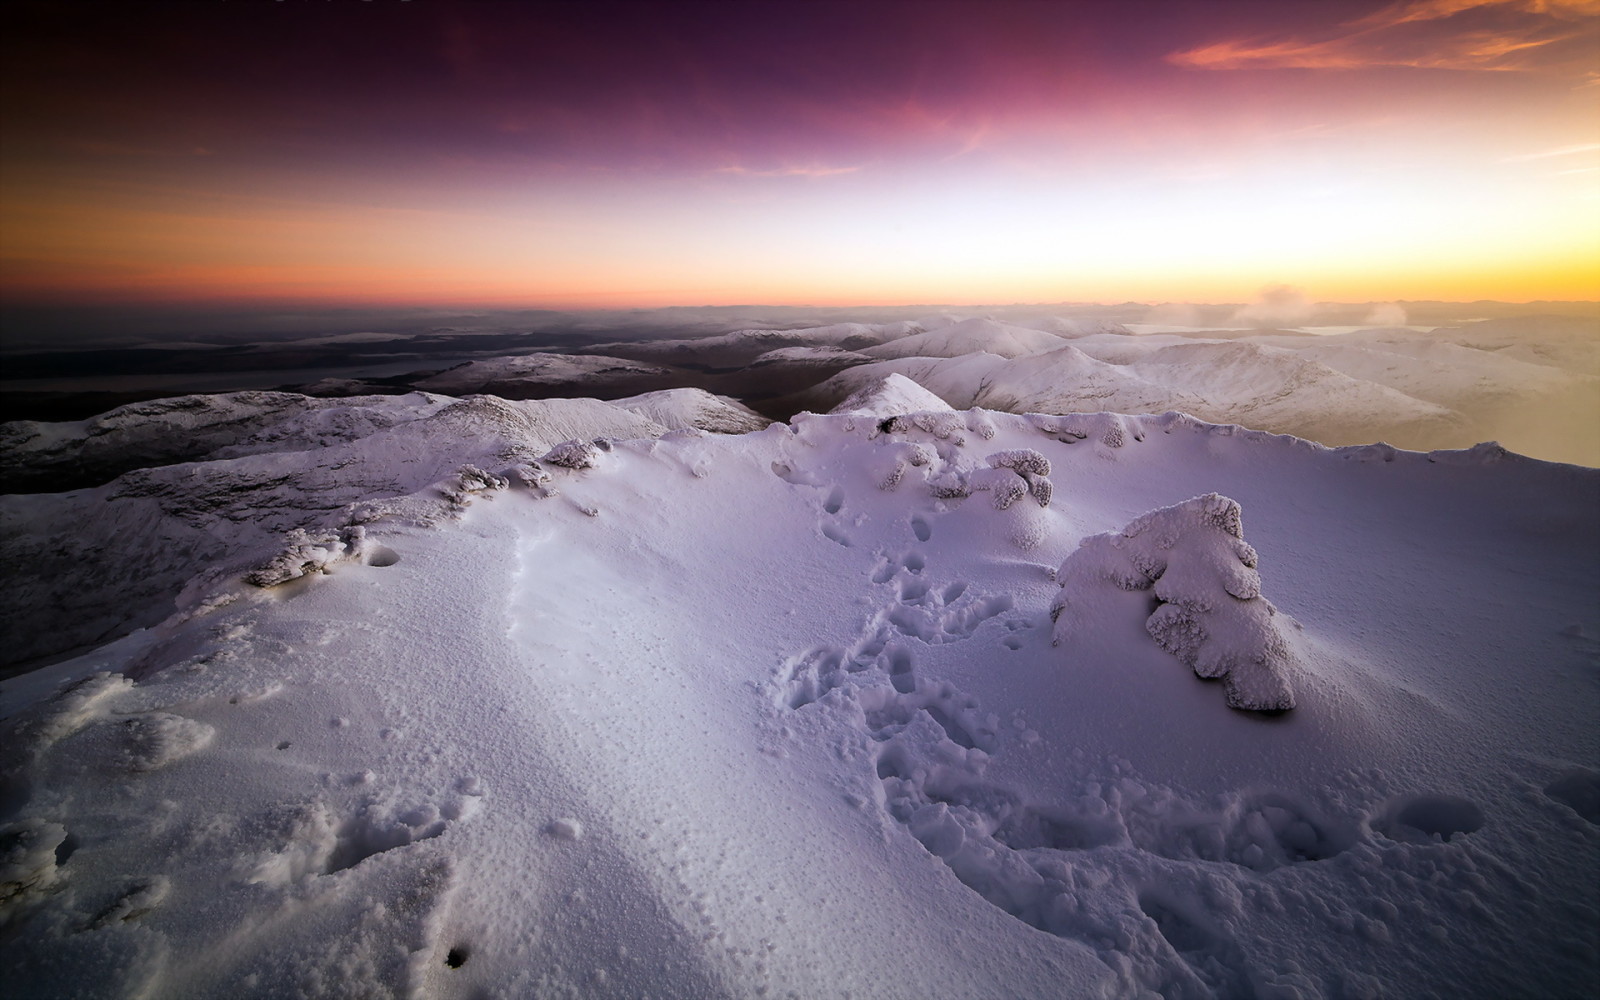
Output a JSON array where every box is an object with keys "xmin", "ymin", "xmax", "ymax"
[{"xmin": 2, "ymin": 396, "xmax": 1595, "ymax": 999}]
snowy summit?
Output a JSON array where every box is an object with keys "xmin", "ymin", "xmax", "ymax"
[{"xmin": 1, "ymin": 385, "xmax": 1596, "ymax": 999}]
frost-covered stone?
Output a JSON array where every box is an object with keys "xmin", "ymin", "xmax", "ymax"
[
  {"xmin": 986, "ymin": 449, "xmax": 1051, "ymax": 479},
  {"xmin": 508, "ymin": 461, "xmax": 559, "ymax": 498},
  {"xmin": 454, "ymin": 465, "xmax": 509, "ymax": 493},
  {"xmin": 966, "ymin": 408, "xmax": 998, "ymax": 440},
  {"xmin": 877, "ymin": 443, "xmax": 936, "ymax": 491},
  {"xmin": 969, "ymin": 467, "xmax": 1029, "ymax": 510},
  {"xmin": 245, "ymin": 528, "xmax": 349, "ymax": 587},
  {"xmin": 927, "ymin": 471, "xmax": 971, "ymax": 500},
  {"xmin": 441, "ymin": 464, "xmax": 510, "ymax": 510},
  {"xmin": 541, "ymin": 439, "xmax": 606, "ymax": 470},
  {"xmin": 878, "ymin": 410, "xmax": 966, "ymax": 442},
  {"xmin": 968, "ymin": 449, "xmax": 1053, "ymax": 510},
  {"xmin": 1050, "ymin": 494, "xmax": 1296, "ymax": 712}
]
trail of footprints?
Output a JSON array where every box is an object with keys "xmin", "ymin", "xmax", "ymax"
[
  {"xmin": 772, "ymin": 455, "xmax": 1498, "ymax": 997},
  {"xmin": 2, "ymin": 615, "xmax": 482, "ymax": 984}
]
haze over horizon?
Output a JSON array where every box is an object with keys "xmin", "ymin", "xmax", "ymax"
[{"xmin": 3, "ymin": 0, "xmax": 1598, "ymax": 313}]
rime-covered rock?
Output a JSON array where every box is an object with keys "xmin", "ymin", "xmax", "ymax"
[
  {"xmin": 245, "ymin": 528, "xmax": 352, "ymax": 587},
  {"xmin": 969, "ymin": 449, "xmax": 1053, "ymax": 510},
  {"xmin": 541, "ymin": 439, "xmax": 606, "ymax": 470},
  {"xmin": 877, "ymin": 443, "xmax": 936, "ymax": 491},
  {"xmin": 1051, "ymin": 493, "xmax": 1296, "ymax": 711}
]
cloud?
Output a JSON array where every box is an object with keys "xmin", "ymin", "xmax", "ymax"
[
  {"xmin": 1500, "ymin": 142, "xmax": 1600, "ymax": 161},
  {"xmin": 1168, "ymin": 0, "xmax": 1600, "ymax": 75},
  {"xmin": 713, "ymin": 164, "xmax": 864, "ymax": 179},
  {"xmin": 1229, "ymin": 285, "xmax": 1316, "ymax": 328},
  {"xmin": 1364, "ymin": 302, "xmax": 1410, "ymax": 326},
  {"xmin": 1141, "ymin": 302, "xmax": 1202, "ymax": 328}
]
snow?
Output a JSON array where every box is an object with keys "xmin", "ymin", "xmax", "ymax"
[
  {"xmin": 0, "ymin": 392, "xmax": 672, "ymax": 668},
  {"xmin": 861, "ymin": 317, "xmax": 1073, "ymax": 360},
  {"xmin": 0, "ymin": 389, "xmax": 1597, "ymax": 999},
  {"xmin": 587, "ymin": 321, "xmax": 919, "ymax": 367},
  {"xmin": 413, "ymin": 353, "xmax": 674, "ymax": 395},
  {"xmin": 830, "ymin": 372, "xmax": 955, "ymax": 418},
  {"xmin": 748, "ymin": 345, "xmax": 878, "ymax": 367},
  {"xmin": 608, "ymin": 387, "xmax": 771, "ymax": 434},
  {"xmin": 1051, "ymin": 494, "xmax": 1296, "ymax": 712}
]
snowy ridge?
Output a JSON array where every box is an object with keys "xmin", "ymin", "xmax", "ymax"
[
  {"xmin": 587, "ymin": 321, "xmax": 922, "ymax": 367},
  {"xmin": 1, "ymin": 395, "xmax": 1596, "ymax": 998},
  {"xmin": 413, "ymin": 353, "xmax": 675, "ymax": 395},
  {"xmin": 811, "ymin": 340, "xmax": 1473, "ymax": 451},
  {"xmin": 861, "ymin": 317, "xmax": 1074, "ymax": 360},
  {"xmin": 608, "ymin": 388, "xmax": 772, "ymax": 434},
  {"xmin": 0, "ymin": 393, "xmax": 671, "ymax": 668},
  {"xmin": 830, "ymin": 372, "xmax": 955, "ymax": 418}
]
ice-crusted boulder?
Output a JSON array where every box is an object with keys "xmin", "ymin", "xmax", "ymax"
[
  {"xmin": 955, "ymin": 449, "xmax": 1053, "ymax": 510},
  {"xmin": 1050, "ymin": 494, "xmax": 1296, "ymax": 712},
  {"xmin": 541, "ymin": 438, "xmax": 609, "ymax": 470},
  {"xmin": 244, "ymin": 524, "xmax": 399, "ymax": 587},
  {"xmin": 876, "ymin": 443, "xmax": 937, "ymax": 491}
]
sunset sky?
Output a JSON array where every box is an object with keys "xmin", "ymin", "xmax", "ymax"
[{"xmin": 2, "ymin": 0, "xmax": 1597, "ymax": 309}]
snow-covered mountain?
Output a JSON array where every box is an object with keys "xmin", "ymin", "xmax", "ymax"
[
  {"xmin": 773, "ymin": 316, "xmax": 1597, "ymax": 463},
  {"xmin": 860, "ymin": 317, "xmax": 1074, "ymax": 360},
  {"xmin": 608, "ymin": 388, "xmax": 772, "ymax": 435},
  {"xmin": 808, "ymin": 341, "xmax": 1471, "ymax": 450},
  {"xmin": 412, "ymin": 353, "xmax": 681, "ymax": 397},
  {"xmin": 588, "ymin": 321, "xmax": 922, "ymax": 368},
  {"xmin": 2, "ymin": 390, "xmax": 1596, "ymax": 998}
]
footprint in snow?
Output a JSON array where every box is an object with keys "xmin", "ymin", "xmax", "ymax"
[
  {"xmin": 1371, "ymin": 793, "xmax": 1485, "ymax": 844},
  {"xmin": 1544, "ymin": 768, "xmax": 1600, "ymax": 824}
]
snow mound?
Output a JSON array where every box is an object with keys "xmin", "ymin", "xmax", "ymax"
[
  {"xmin": 863, "ymin": 317, "xmax": 1071, "ymax": 360},
  {"xmin": 830, "ymin": 373, "xmax": 954, "ymax": 418},
  {"xmin": 610, "ymin": 388, "xmax": 771, "ymax": 434},
  {"xmin": 1051, "ymin": 493, "xmax": 1297, "ymax": 712}
]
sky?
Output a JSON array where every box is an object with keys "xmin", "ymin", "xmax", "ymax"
[{"xmin": 2, "ymin": 0, "xmax": 1597, "ymax": 311}]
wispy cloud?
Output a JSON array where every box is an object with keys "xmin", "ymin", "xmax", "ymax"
[
  {"xmin": 1169, "ymin": 0, "xmax": 1599, "ymax": 74},
  {"xmin": 1500, "ymin": 142, "xmax": 1600, "ymax": 161},
  {"xmin": 1229, "ymin": 284, "xmax": 1317, "ymax": 328},
  {"xmin": 713, "ymin": 164, "xmax": 864, "ymax": 179}
]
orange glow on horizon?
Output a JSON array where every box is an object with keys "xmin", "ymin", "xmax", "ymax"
[{"xmin": 3, "ymin": 1, "xmax": 1596, "ymax": 314}]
